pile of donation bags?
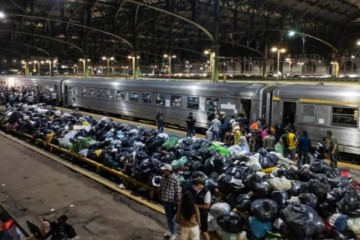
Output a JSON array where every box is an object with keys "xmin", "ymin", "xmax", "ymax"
[{"xmin": 1, "ymin": 104, "xmax": 360, "ymax": 240}]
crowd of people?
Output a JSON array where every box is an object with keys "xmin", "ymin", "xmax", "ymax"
[
  {"xmin": 155, "ymin": 110, "xmax": 339, "ymax": 170},
  {"xmin": 0, "ymin": 86, "xmax": 58, "ymax": 107},
  {"xmin": 155, "ymin": 111, "xmax": 340, "ymax": 240}
]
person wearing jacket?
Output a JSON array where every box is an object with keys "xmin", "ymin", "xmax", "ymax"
[
  {"xmin": 233, "ymin": 123, "xmax": 242, "ymax": 145},
  {"xmin": 159, "ymin": 164, "xmax": 182, "ymax": 240},
  {"xmin": 156, "ymin": 111, "xmax": 164, "ymax": 133},
  {"xmin": 192, "ymin": 179, "xmax": 211, "ymax": 240},
  {"xmin": 176, "ymin": 191, "xmax": 200, "ymax": 240}
]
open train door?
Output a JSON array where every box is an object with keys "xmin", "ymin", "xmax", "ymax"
[
  {"xmin": 64, "ymin": 84, "xmax": 69, "ymax": 106},
  {"xmin": 282, "ymin": 101, "xmax": 297, "ymax": 127}
]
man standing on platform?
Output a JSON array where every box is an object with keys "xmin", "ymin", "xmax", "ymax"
[
  {"xmin": 159, "ymin": 164, "xmax": 181, "ymax": 240},
  {"xmin": 192, "ymin": 179, "xmax": 211, "ymax": 240},
  {"xmin": 327, "ymin": 131, "xmax": 338, "ymax": 168},
  {"xmin": 186, "ymin": 112, "xmax": 196, "ymax": 137},
  {"xmin": 156, "ymin": 111, "xmax": 164, "ymax": 133}
]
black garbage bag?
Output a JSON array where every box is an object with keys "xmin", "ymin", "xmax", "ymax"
[
  {"xmin": 259, "ymin": 155, "xmax": 277, "ymax": 169},
  {"xmin": 204, "ymin": 178, "xmax": 218, "ymax": 194},
  {"xmin": 326, "ymin": 187, "xmax": 346, "ymax": 204},
  {"xmin": 146, "ymin": 138, "xmax": 166, "ymax": 153},
  {"xmin": 216, "ymin": 211, "xmax": 244, "ymax": 234},
  {"xmin": 308, "ymin": 179, "xmax": 331, "ymax": 200},
  {"xmin": 324, "ymin": 168, "xmax": 340, "ymax": 179},
  {"xmin": 217, "ymin": 174, "xmax": 246, "ymax": 194},
  {"xmin": 274, "ymin": 165, "xmax": 298, "ymax": 180},
  {"xmin": 250, "ymin": 199, "xmax": 278, "ymax": 222},
  {"xmin": 311, "ymin": 173, "xmax": 329, "ymax": 184},
  {"xmin": 203, "ymin": 157, "xmax": 215, "ymax": 175},
  {"xmin": 213, "ymin": 155, "xmax": 225, "ymax": 173},
  {"xmin": 296, "ymin": 165, "xmax": 314, "ymax": 181},
  {"xmin": 227, "ymin": 166, "xmax": 253, "ymax": 180},
  {"xmin": 160, "ymin": 151, "xmax": 176, "ymax": 164},
  {"xmin": 257, "ymin": 148, "xmax": 268, "ymax": 156},
  {"xmin": 328, "ymin": 176, "xmax": 352, "ymax": 189},
  {"xmin": 268, "ymin": 153, "xmax": 279, "ymax": 165},
  {"xmin": 236, "ymin": 192, "xmax": 253, "ymax": 212},
  {"xmin": 187, "ymin": 160, "xmax": 203, "ymax": 172},
  {"xmin": 317, "ymin": 201, "xmax": 337, "ymax": 218},
  {"xmin": 337, "ymin": 189, "xmax": 360, "ymax": 217},
  {"xmin": 271, "ymin": 191, "xmax": 288, "ymax": 208},
  {"xmin": 290, "ymin": 178, "xmax": 307, "ymax": 193},
  {"xmin": 252, "ymin": 182, "xmax": 273, "ymax": 199},
  {"xmin": 192, "ymin": 171, "xmax": 208, "ymax": 181},
  {"xmin": 243, "ymin": 173, "xmax": 262, "ymax": 190},
  {"xmin": 280, "ymin": 203, "xmax": 324, "ymax": 239},
  {"xmin": 310, "ymin": 160, "xmax": 330, "ymax": 173},
  {"xmin": 299, "ymin": 193, "xmax": 318, "ymax": 208}
]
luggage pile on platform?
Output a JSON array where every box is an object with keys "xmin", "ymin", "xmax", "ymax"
[{"xmin": 1, "ymin": 104, "xmax": 360, "ymax": 240}]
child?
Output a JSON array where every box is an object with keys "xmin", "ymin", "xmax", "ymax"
[{"xmin": 176, "ymin": 191, "xmax": 200, "ymax": 240}]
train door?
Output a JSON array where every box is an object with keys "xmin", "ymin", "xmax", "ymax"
[
  {"xmin": 265, "ymin": 91, "xmax": 273, "ymax": 125},
  {"xmin": 240, "ymin": 99, "xmax": 251, "ymax": 120},
  {"xmin": 64, "ymin": 85, "xmax": 68, "ymax": 106},
  {"xmin": 282, "ymin": 101, "xmax": 297, "ymax": 126}
]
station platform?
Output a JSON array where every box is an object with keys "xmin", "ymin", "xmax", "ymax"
[{"xmin": 0, "ymin": 132, "xmax": 166, "ymax": 240}]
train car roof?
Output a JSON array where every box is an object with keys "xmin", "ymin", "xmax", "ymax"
[
  {"xmin": 274, "ymin": 84, "xmax": 360, "ymax": 104},
  {"xmin": 63, "ymin": 78, "xmax": 273, "ymax": 98}
]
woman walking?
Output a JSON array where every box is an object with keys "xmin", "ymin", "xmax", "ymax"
[{"xmin": 176, "ymin": 191, "xmax": 200, "ymax": 240}]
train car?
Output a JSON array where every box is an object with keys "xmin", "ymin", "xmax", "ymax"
[
  {"xmin": 0, "ymin": 76, "xmax": 65, "ymax": 104},
  {"xmin": 272, "ymin": 84, "xmax": 360, "ymax": 161},
  {"xmin": 62, "ymin": 78, "xmax": 275, "ymax": 128}
]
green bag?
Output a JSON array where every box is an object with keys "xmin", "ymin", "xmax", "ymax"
[
  {"xmin": 171, "ymin": 156, "xmax": 187, "ymax": 170},
  {"xmin": 209, "ymin": 144, "xmax": 231, "ymax": 156},
  {"xmin": 161, "ymin": 136, "xmax": 179, "ymax": 151}
]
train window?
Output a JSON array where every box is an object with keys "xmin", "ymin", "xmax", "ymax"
[
  {"xmin": 107, "ymin": 89, "xmax": 114, "ymax": 99},
  {"xmin": 81, "ymin": 88, "xmax": 87, "ymax": 97},
  {"xmin": 88, "ymin": 88, "xmax": 96, "ymax": 97},
  {"xmin": 117, "ymin": 91, "xmax": 126, "ymax": 101},
  {"xmin": 171, "ymin": 95, "xmax": 182, "ymax": 108},
  {"xmin": 97, "ymin": 89, "xmax": 104, "ymax": 98},
  {"xmin": 331, "ymin": 107, "xmax": 358, "ymax": 127},
  {"xmin": 130, "ymin": 92, "xmax": 138, "ymax": 102},
  {"xmin": 156, "ymin": 94, "xmax": 165, "ymax": 106},
  {"xmin": 142, "ymin": 92, "xmax": 151, "ymax": 104},
  {"xmin": 206, "ymin": 98, "xmax": 219, "ymax": 112},
  {"xmin": 302, "ymin": 105, "xmax": 315, "ymax": 123},
  {"xmin": 72, "ymin": 88, "xmax": 79, "ymax": 96},
  {"xmin": 187, "ymin": 96, "xmax": 199, "ymax": 110}
]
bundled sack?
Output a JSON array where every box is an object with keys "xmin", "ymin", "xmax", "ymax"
[
  {"xmin": 328, "ymin": 214, "xmax": 349, "ymax": 232},
  {"xmin": 209, "ymin": 144, "xmax": 231, "ymax": 156},
  {"xmin": 248, "ymin": 216, "xmax": 272, "ymax": 239},
  {"xmin": 337, "ymin": 188, "xmax": 360, "ymax": 217},
  {"xmin": 217, "ymin": 174, "xmax": 246, "ymax": 194},
  {"xmin": 289, "ymin": 180, "xmax": 308, "ymax": 196},
  {"xmin": 171, "ymin": 156, "xmax": 187, "ymax": 170},
  {"xmin": 347, "ymin": 217, "xmax": 360, "ymax": 235},
  {"xmin": 161, "ymin": 136, "xmax": 179, "ymax": 150},
  {"xmin": 210, "ymin": 202, "xmax": 231, "ymax": 218},
  {"xmin": 250, "ymin": 199, "xmax": 278, "ymax": 222},
  {"xmin": 271, "ymin": 191, "xmax": 288, "ymax": 209},
  {"xmin": 246, "ymin": 156, "xmax": 262, "ymax": 171},
  {"xmin": 298, "ymin": 193, "xmax": 318, "ymax": 208},
  {"xmin": 235, "ymin": 192, "xmax": 253, "ymax": 212},
  {"xmin": 280, "ymin": 203, "xmax": 324, "ymax": 239},
  {"xmin": 216, "ymin": 211, "xmax": 244, "ymax": 234},
  {"xmin": 268, "ymin": 177, "xmax": 292, "ymax": 191},
  {"xmin": 259, "ymin": 155, "xmax": 278, "ymax": 169},
  {"xmin": 252, "ymin": 181, "xmax": 273, "ymax": 199},
  {"xmin": 307, "ymin": 179, "xmax": 331, "ymax": 200}
]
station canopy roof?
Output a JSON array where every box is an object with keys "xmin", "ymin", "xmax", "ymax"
[{"xmin": 1, "ymin": 0, "xmax": 360, "ymax": 63}]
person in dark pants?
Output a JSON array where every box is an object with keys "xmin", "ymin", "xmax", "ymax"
[
  {"xmin": 327, "ymin": 130, "xmax": 338, "ymax": 168},
  {"xmin": 192, "ymin": 179, "xmax": 211, "ymax": 240},
  {"xmin": 159, "ymin": 164, "xmax": 182, "ymax": 240},
  {"xmin": 156, "ymin": 111, "xmax": 164, "ymax": 133},
  {"xmin": 298, "ymin": 131, "xmax": 311, "ymax": 167},
  {"xmin": 186, "ymin": 112, "xmax": 196, "ymax": 138},
  {"xmin": 274, "ymin": 119, "xmax": 285, "ymax": 143}
]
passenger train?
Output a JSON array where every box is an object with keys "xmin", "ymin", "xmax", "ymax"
[{"xmin": 1, "ymin": 76, "xmax": 360, "ymax": 162}]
